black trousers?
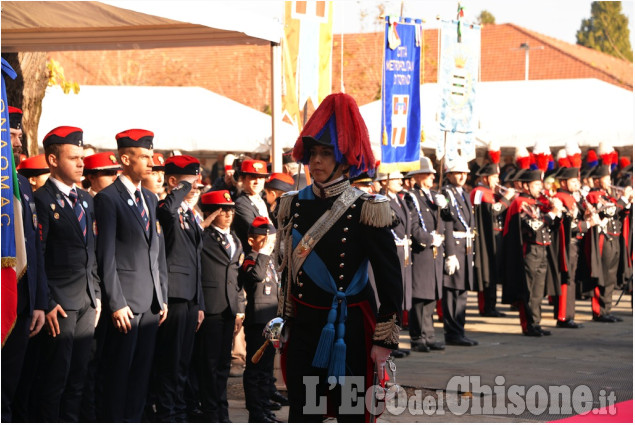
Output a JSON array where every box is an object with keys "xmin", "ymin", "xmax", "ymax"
[
  {"xmin": 97, "ymin": 309, "xmax": 159, "ymax": 422},
  {"xmin": 554, "ymin": 242, "xmax": 579, "ymax": 322},
  {"xmin": 1, "ymin": 313, "xmax": 31, "ymax": 422},
  {"xmin": 442, "ymin": 287, "xmax": 468, "ymax": 340},
  {"xmin": 522, "ymin": 244, "xmax": 548, "ymax": 329},
  {"xmin": 597, "ymin": 236, "xmax": 620, "ymax": 315},
  {"xmin": 243, "ymin": 323, "xmax": 275, "ymax": 418},
  {"xmin": 150, "ymin": 298, "xmax": 199, "ymax": 421},
  {"xmin": 79, "ymin": 311, "xmax": 108, "ymax": 422},
  {"xmin": 409, "ymin": 298, "xmax": 438, "ymax": 345},
  {"xmin": 285, "ymin": 303, "xmax": 368, "ymax": 423},
  {"xmin": 32, "ymin": 300, "xmax": 95, "ymax": 422},
  {"xmin": 195, "ymin": 310, "xmax": 235, "ymax": 422}
]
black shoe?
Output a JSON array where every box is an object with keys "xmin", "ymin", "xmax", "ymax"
[
  {"xmin": 399, "ymin": 348, "xmax": 411, "ymax": 356},
  {"xmin": 556, "ymin": 320, "xmax": 584, "ymax": 329},
  {"xmin": 607, "ymin": 314, "xmax": 624, "ymax": 322},
  {"xmin": 270, "ymin": 391, "xmax": 289, "ymax": 406},
  {"xmin": 593, "ymin": 315, "xmax": 618, "ymax": 322},
  {"xmin": 536, "ymin": 327, "xmax": 551, "ymax": 336},
  {"xmin": 523, "ymin": 327, "xmax": 542, "ymax": 337},
  {"xmin": 265, "ymin": 411, "xmax": 283, "ymax": 423},
  {"xmin": 446, "ymin": 336, "xmax": 477, "ymax": 346},
  {"xmin": 482, "ymin": 309, "xmax": 507, "ymax": 318},
  {"xmin": 427, "ymin": 341, "xmax": 446, "ymax": 351},
  {"xmin": 264, "ymin": 401, "xmax": 281, "ymax": 411},
  {"xmin": 411, "ymin": 342, "xmax": 430, "ymax": 352}
]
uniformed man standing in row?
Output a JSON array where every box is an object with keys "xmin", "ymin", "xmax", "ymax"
[
  {"xmin": 94, "ymin": 129, "xmax": 168, "ymax": 422},
  {"xmin": 407, "ymin": 157, "xmax": 446, "ymax": 352},
  {"xmin": 1, "ymin": 107, "xmax": 48, "ymax": 423},
  {"xmin": 151, "ymin": 155, "xmax": 205, "ymax": 422},
  {"xmin": 441, "ymin": 158, "xmax": 478, "ymax": 346},
  {"xmin": 33, "ymin": 126, "xmax": 101, "ymax": 421},
  {"xmin": 471, "ymin": 163, "xmax": 514, "ymax": 318}
]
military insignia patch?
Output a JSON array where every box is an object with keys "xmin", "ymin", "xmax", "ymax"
[
  {"xmin": 238, "ymin": 253, "xmax": 245, "ymax": 266},
  {"xmin": 224, "ymin": 192, "xmax": 232, "ymax": 202},
  {"xmin": 54, "ymin": 212, "xmax": 60, "ymax": 220},
  {"xmin": 109, "ymin": 154, "xmax": 117, "ymax": 164},
  {"xmin": 156, "ymin": 221, "xmax": 161, "ymax": 234},
  {"xmin": 93, "ymin": 221, "xmax": 98, "ymax": 235},
  {"xmin": 253, "ymin": 162, "xmax": 263, "ymax": 171},
  {"xmin": 83, "ymin": 201, "xmax": 88, "ymax": 209},
  {"xmin": 32, "ymin": 213, "xmax": 38, "ymax": 229},
  {"xmin": 128, "ymin": 199, "xmax": 134, "ymax": 207},
  {"xmin": 158, "ymin": 156, "xmax": 164, "ymax": 165},
  {"xmin": 57, "ymin": 199, "xmax": 65, "ymax": 209},
  {"xmin": 50, "ymin": 203, "xmax": 56, "ymax": 211}
]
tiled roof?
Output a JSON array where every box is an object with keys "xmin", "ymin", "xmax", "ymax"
[{"xmin": 47, "ymin": 23, "xmax": 632, "ymax": 111}]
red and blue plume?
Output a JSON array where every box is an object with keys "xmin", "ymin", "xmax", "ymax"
[
  {"xmin": 293, "ymin": 93, "xmax": 375, "ymax": 178},
  {"xmin": 586, "ymin": 149, "xmax": 598, "ymax": 168},
  {"xmin": 515, "ymin": 146, "xmax": 531, "ymax": 170},
  {"xmin": 532, "ymin": 140, "xmax": 551, "ymax": 172},
  {"xmin": 565, "ymin": 140, "xmax": 581, "ymax": 168},
  {"xmin": 487, "ymin": 140, "xmax": 500, "ymax": 164}
]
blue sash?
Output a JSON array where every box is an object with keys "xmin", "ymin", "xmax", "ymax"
[{"xmin": 293, "ymin": 186, "xmax": 369, "ymax": 381}]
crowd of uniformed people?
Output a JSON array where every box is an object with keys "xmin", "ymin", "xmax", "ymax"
[{"xmin": 2, "ymin": 100, "xmax": 632, "ymax": 423}]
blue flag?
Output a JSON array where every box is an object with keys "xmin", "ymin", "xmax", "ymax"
[{"xmin": 379, "ymin": 16, "xmax": 422, "ymax": 173}]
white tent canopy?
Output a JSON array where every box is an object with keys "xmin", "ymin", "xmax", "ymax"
[
  {"xmin": 38, "ymin": 85, "xmax": 298, "ymax": 153},
  {"xmin": 360, "ymin": 78, "xmax": 634, "ymax": 155}
]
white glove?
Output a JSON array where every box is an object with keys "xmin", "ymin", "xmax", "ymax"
[
  {"xmin": 431, "ymin": 231, "xmax": 444, "ymax": 247},
  {"xmin": 444, "ymin": 255, "xmax": 460, "ymax": 275},
  {"xmin": 370, "ymin": 345, "xmax": 392, "ymax": 378},
  {"xmin": 260, "ymin": 235, "xmax": 276, "ymax": 256},
  {"xmin": 434, "ymin": 193, "xmax": 448, "ymax": 209}
]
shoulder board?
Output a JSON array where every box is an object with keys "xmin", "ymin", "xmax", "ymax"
[
  {"xmin": 360, "ymin": 193, "xmax": 393, "ymax": 228},
  {"xmin": 277, "ymin": 190, "xmax": 299, "ymax": 225}
]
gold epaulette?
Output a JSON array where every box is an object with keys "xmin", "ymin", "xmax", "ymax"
[
  {"xmin": 276, "ymin": 190, "xmax": 298, "ymax": 226},
  {"xmin": 360, "ymin": 193, "xmax": 393, "ymax": 228}
]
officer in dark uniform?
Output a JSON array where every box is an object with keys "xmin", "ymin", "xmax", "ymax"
[
  {"xmin": 1, "ymin": 107, "xmax": 48, "ymax": 423},
  {"xmin": 552, "ymin": 167, "xmax": 595, "ymax": 328},
  {"xmin": 196, "ymin": 190, "xmax": 246, "ymax": 422},
  {"xmin": 440, "ymin": 157, "xmax": 478, "ymax": 346},
  {"xmin": 407, "ymin": 156, "xmax": 446, "ymax": 352},
  {"xmin": 16, "ymin": 153, "xmax": 50, "ymax": 193},
  {"xmin": 470, "ymin": 162, "xmax": 515, "ymax": 317},
  {"xmin": 584, "ymin": 165, "xmax": 631, "ymax": 322},
  {"xmin": 502, "ymin": 169, "xmax": 563, "ymax": 336},
  {"xmin": 150, "ymin": 155, "xmax": 205, "ymax": 422},
  {"xmin": 94, "ymin": 129, "xmax": 168, "ymax": 422},
  {"xmin": 276, "ymin": 93, "xmax": 403, "ymax": 422},
  {"xmin": 32, "ymin": 126, "xmax": 101, "ymax": 421},
  {"xmin": 233, "ymin": 159, "xmax": 271, "ymax": 253},
  {"xmin": 240, "ymin": 216, "xmax": 281, "ymax": 423}
]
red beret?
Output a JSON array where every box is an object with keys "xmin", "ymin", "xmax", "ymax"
[
  {"xmin": 17, "ymin": 154, "xmax": 49, "ymax": 177},
  {"xmin": 152, "ymin": 153, "xmax": 165, "ymax": 171},
  {"xmin": 241, "ymin": 159, "xmax": 269, "ymax": 176},
  {"xmin": 116, "ymin": 129, "xmax": 154, "ymax": 149},
  {"xmin": 164, "ymin": 155, "xmax": 200, "ymax": 176},
  {"xmin": 265, "ymin": 172, "xmax": 295, "ymax": 192},
  {"xmin": 83, "ymin": 152, "xmax": 121, "ymax": 173},
  {"xmin": 8, "ymin": 106, "xmax": 22, "ymax": 130},
  {"xmin": 199, "ymin": 190, "xmax": 234, "ymax": 212},
  {"xmin": 248, "ymin": 216, "xmax": 276, "ymax": 235},
  {"xmin": 43, "ymin": 126, "xmax": 83, "ymax": 148}
]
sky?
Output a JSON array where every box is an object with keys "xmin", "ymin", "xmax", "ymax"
[{"xmin": 332, "ymin": 0, "xmax": 635, "ymax": 49}]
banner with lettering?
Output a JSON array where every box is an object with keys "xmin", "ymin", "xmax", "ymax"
[
  {"xmin": 379, "ymin": 16, "xmax": 423, "ymax": 173},
  {"xmin": 1, "ymin": 58, "xmax": 25, "ymax": 346},
  {"xmin": 437, "ymin": 19, "xmax": 480, "ymax": 161}
]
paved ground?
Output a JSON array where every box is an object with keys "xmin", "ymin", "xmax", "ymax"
[{"xmin": 227, "ymin": 290, "xmax": 632, "ymax": 423}]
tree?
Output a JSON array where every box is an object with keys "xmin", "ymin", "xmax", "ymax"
[
  {"xmin": 577, "ymin": 1, "xmax": 633, "ymax": 62},
  {"xmin": 477, "ymin": 10, "xmax": 496, "ymax": 25}
]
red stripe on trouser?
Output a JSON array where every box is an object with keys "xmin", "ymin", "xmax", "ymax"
[
  {"xmin": 592, "ymin": 287, "xmax": 601, "ymax": 317},
  {"xmin": 558, "ymin": 284, "xmax": 568, "ymax": 322},
  {"xmin": 436, "ymin": 299, "xmax": 443, "ymax": 322},
  {"xmin": 477, "ymin": 291, "xmax": 485, "ymax": 314},
  {"xmin": 517, "ymin": 302, "xmax": 528, "ymax": 332}
]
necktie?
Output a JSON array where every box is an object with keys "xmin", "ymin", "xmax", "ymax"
[
  {"xmin": 220, "ymin": 232, "xmax": 232, "ymax": 257},
  {"xmin": 134, "ymin": 189, "xmax": 150, "ymax": 235},
  {"xmin": 69, "ymin": 188, "xmax": 87, "ymax": 241}
]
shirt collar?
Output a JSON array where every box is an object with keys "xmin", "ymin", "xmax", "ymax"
[
  {"xmin": 119, "ymin": 174, "xmax": 142, "ymax": 196},
  {"xmin": 49, "ymin": 176, "xmax": 76, "ymax": 197},
  {"xmin": 211, "ymin": 224, "xmax": 231, "ymax": 236}
]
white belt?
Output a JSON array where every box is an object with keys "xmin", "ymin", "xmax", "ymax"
[{"xmin": 453, "ymin": 231, "xmax": 473, "ymax": 239}]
